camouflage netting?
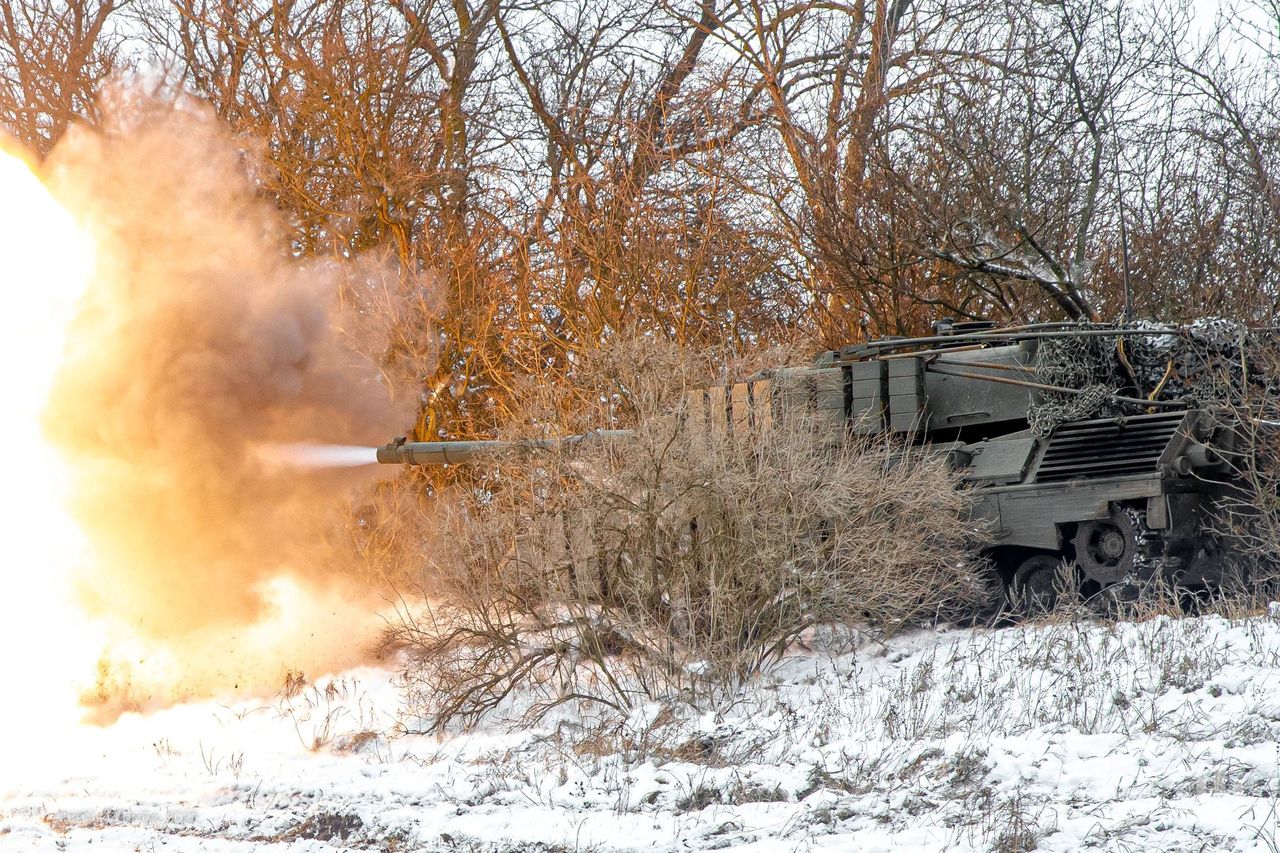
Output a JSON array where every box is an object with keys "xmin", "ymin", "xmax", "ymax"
[{"xmin": 1028, "ymin": 318, "xmax": 1277, "ymax": 437}]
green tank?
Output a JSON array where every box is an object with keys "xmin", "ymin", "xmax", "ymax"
[
  {"xmin": 806, "ymin": 319, "xmax": 1262, "ymax": 610},
  {"xmin": 379, "ymin": 320, "xmax": 1268, "ymax": 609}
]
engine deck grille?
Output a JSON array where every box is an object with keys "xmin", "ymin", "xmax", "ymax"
[{"xmin": 1033, "ymin": 411, "xmax": 1186, "ymax": 483}]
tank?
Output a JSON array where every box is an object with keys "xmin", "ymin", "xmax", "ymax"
[
  {"xmin": 379, "ymin": 320, "xmax": 1269, "ymax": 610},
  {"xmin": 802, "ymin": 320, "xmax": 1262, "ymax": 610}
]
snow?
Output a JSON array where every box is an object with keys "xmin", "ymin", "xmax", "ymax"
[{"xmin": 4, "ymin": 614, "xmax": 1280, "ymax": 851}]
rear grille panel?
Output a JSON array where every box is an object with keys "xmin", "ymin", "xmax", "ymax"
[{"xmin": 1034, "ymin": 412, "xmax": 1186, "ymax": 483}]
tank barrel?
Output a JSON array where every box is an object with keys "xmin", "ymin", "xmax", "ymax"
[
  {"xmin": 377, "ymin": 430, "xmax": 633, "ymax": 466},
  {"xmin": 850, "ymin": 325, "xmax": 1190, "ymax": 357},
  {"xmin": 377, "ymin": 439, "xmax": 519, "ymax": 465}
]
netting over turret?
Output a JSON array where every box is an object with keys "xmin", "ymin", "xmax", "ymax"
[{"xmin": 1028, "ymin": 319, "xmax": 1275, "ymax": 437}]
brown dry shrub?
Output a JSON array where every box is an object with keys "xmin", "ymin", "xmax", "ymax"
[
  {"xmin": 387, "ymin": 339, "xmax": 992, "ymax": 731},
  {"xmin": 1176, "ymin": 336, "xmax": 1280, "ymax": 596}
]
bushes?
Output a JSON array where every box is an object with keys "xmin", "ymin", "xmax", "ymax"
[{"xmin": 386, "ymin": 340, "xmax": 993, "ymax": 730}]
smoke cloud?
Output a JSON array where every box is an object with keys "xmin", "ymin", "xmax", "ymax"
[{"xmin": 39, "ymin": 95, "xmax": 415, "ymax": 708}]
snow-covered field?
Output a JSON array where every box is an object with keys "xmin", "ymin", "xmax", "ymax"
[{"xmin": 5, "ymin": 614, "xmax": 1280, "ymax": 852}]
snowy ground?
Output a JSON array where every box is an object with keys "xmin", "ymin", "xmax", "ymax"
[{"xmin": 5, "ymin": 614, "xmax": 1280, "ymax": 852}]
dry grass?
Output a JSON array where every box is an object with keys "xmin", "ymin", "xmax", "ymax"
[{"xmin": 384, "ymin": 338, "xmax": 993, "ymax": 731}]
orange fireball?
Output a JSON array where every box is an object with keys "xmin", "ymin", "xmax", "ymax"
[{"xmin": 0, "ymin": 142, "xmax": 104, "ymax": 745}]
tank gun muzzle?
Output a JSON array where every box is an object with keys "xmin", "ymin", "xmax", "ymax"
[{"xmin": 376, "ymin": 437, "xmax": 407, "ymax": 465}]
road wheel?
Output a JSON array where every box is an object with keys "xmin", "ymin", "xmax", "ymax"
[{"xmin": 1011, "ymin": 554, "xmax": 1063, "ymax": 616}]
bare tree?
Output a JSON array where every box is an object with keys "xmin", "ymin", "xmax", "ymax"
[
  {"xmin": 700, "ymin": 0, "xmax": 999, "ymax": 340},
  {"xmin": 0, "ymin": 0, "xmax": 129, "ymax": 152},
  {"xmin": 6, "ymin": 0, "xmax": 1280, "ymax": 445}
]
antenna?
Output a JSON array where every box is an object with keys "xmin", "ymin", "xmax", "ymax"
[
  {"xmin": 1117, "ymin": 162, "xmax": 1133, "ymax": 323},
  {"xmin": 1110, "ymin": 108, "xmax": 1133, "ymax": 322}
]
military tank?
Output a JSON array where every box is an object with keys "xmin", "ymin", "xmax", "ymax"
[
  {"xmin": 806, "ymin": 319, "xmax": 1274, "ymax": 610},
  {"xmin": 379, "ymin": 320, "xmax": 1274, "ymax": 610}
]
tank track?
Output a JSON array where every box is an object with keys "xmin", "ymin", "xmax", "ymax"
[{"xmin": 1098, "ymin": 505, "xmax": 1169, "ymax": 606}]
